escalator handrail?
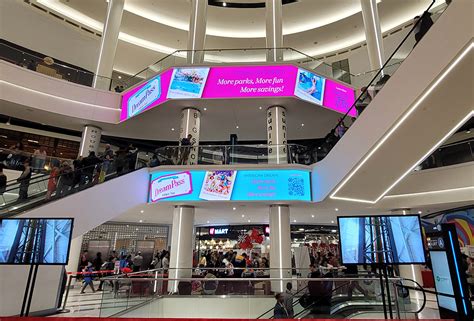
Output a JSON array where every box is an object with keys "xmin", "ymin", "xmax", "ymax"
[
  {"xmin": 255, "ymin": 283, "xmax": 312, "ymax": 319},
  {"xmin": 394, "ymin": 277, "xmax": 427, "ymax": 315},
  {"xmin": 330, "ymin": 0, "xmax": 438, "ymax": 133},
  {"xmin": 291, "ymin": 281, "xmax": 352, "ymax": 319}
]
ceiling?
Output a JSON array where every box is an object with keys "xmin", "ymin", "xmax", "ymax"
[
  {"xmin": 33, "ymin": 0, "xmax": 443, "ymax": 75},
  {"xmin": 113, "ymin": 196, "xmax": 473, "ymax": 226}
]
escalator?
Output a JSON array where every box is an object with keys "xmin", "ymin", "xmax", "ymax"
[
  {"xmin": 312, "ymin": 0, "xmax": 473, "ymax": 203},
  {"xmin": 0, "ymin": 153, "xmax": 151, "ymax": 238}
]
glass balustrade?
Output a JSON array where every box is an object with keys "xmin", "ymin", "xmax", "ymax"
[{"xmin": 77, "ymin": 268, "xmax": 423, "ymax": 319}]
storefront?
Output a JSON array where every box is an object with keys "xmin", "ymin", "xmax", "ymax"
[{"xmin": 194, "ymin": 224, "xmax": 339, "ymax": 268}]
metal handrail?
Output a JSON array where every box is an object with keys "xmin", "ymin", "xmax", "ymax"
[
  {"xmin": 330, "ymin": 0, "xmax": 438, "ymax": 133},
  {"xmin": 120, "ymin": 46, "xmax": 356, "ymax": 88}
]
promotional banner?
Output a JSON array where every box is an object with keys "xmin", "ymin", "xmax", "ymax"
[
  {"xmin": 120, "ymin": 69, "xmax": 173, "ymax": 121},
  {"xmin": 202, "ymin": 65, "xmax": 297, "ymax": 98},
  {"xmin": 149, "ymin": 169, "xmax": 311, "ymax": 202},
  {"xmin": 323, "ymin": 79, "xmax": 357, "ymax": 117},
  {"xmin": 294, "ymin": 68, "xmax": 325, "ymax": 105},
  {"xmin": 120, "ymin": 65, "xmax": 356, "ymax": 121}
]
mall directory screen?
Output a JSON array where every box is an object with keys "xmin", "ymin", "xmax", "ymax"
[
  {"xmin": 120, "ymin": 65, "xmax": 356, "ymax": 121},
  {"xmin": 149, "ymin": 169, "xmax": 311, "ymax": 202}
]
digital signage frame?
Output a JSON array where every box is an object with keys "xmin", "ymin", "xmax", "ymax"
[{"xmin": 0, "ymin": 218, "xmax": 74, "ymax": 265}]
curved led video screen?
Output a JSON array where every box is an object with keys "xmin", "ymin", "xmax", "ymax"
[
  {"xmin": 338, "ymin": 215, "xmax": 426, "ymax": 265},
  {"xmin": 121, "ymin": 65, "xmax": 356, "ymax": 121},
  {"xmin": 0, "ymin": 218, "xmax": 74, "ymax": 265},
  {"xmin": 149, "ymin": 169, "xmax": 311, "ymax": 202}
]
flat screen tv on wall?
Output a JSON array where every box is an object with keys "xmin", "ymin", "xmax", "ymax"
[
  {"xmin": 0, "ymin": 218, "xmax": 74, "ymax": 265},
  {"xmin": 338, "ymin": 215, "xmax": 425, "ymax": 265}
]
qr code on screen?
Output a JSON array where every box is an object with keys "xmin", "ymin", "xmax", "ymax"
[{"xmin": 288, "ymin": 177, "xmax": 304, "ymax": 196}]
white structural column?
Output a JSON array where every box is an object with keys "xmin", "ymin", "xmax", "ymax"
[
  {"xmin": 168, "ymin": 206, "xmax": 195, "ymax": 293},
  {"xmin": 93, "ymin": 0, "xmax": 125, "ymax": 90},
  {"xmin": 187, "ymin": 0, "xmax": 207, "ymax": 64},
  {"xmin": 267, "ymin": 106, "xmax": 287, "ymax": 164},
  {"xmin": 269, "ymin": 205, "xmax": 292, "ymax": 293},
  {"xmin": 65, "ymin": 235, "xmax": 83, "ymax": 284},
  {"xmin": 79, "ymin": 125, "xmax": 102, "ymax": 157},
  {"xmin": 180, "ymin": 108, "xmax": 201, "ymax": 165},
  {"xmin": 360, "ymin": 0, "xmax": 385, "ymax": 71},
  {"xmin": 265, "ymin": 0, "xmax": 284, "ymax": 62}
]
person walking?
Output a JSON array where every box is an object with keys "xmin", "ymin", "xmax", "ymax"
[
  {"xmin": 93, "ymin": 252, "xmax": 103, "ymax": 273},
  {"xmin": 80, "ymin": 262, "xmax": 96, "ymax": 294},
  {"xmin": 132, "ymin": 251, "xmax": 144, "ymax": 272},
  {"xmin": 81, "ymin": 151, "xmax": 101, "ymax": 187},
  {"xmin": 179, "ymin": 134, "xmax": 193, "ymax": 165},
  {"xmin": 17, "ymin": 159, "xmax": 32, "ymax": 200}
]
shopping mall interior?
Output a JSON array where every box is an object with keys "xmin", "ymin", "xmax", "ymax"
[{"xmin": 0, "ymin": 0, "xmax": 473, "ymax": 320}]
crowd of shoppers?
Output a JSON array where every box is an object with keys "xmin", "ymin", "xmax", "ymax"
[{"xmin": 0, "ymin": 142, "xmax": 141, "ymax": 203}]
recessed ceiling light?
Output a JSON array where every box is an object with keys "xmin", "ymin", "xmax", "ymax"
[
  {"xmin": 293, "ymin": 219, "xmax": 296, "ymax": 222},
  {"xmin": 331, "ymin": 220, "xmax": 335, "ymax": 224},
  {"xmin": 236, "ymin": 125, "xmax": 239, "ymax": 129},
  {"xmin": 335, "ymin": 208, "xmax": 339, "ymax": 211},
  {"xmin": 139, "ymin": 219, "xmax": 143, "ymax": 223},
  {"xmin": 140, "ymin": 210, "xmax": 144, "ymax": 213},
  {"xmin": 331, "ymin": 229, "xmax": 337, "ymax": 233},
  {"xmin": 136, "ymin": 228, "xmax": 139, "ymax": 231},
  {"xmin": 247, "ymin": 219, "xmax": 251, "ymax": 223},
  {"xmin": 242, "ymin": 214, "xmax": 245, "ymax": 218},
  {"xmin": 418, "ymin": 210, "xmax": 422, "ymax": 214},
  {"xmin": 207, "ymin": 221, "xmax": 210, "ymax": 224},
  {"xmin": 118, "ymin": 75, "xmax": 122, "ymax": 79},
  {"xmin": 222, "ymin": 2, "xmax": 227, "ymax": 6},
  {"xmin": 232, "ymin": 207, "xmax": 236, "ymax": 211},
  {"xmin": 259, "ymin": 106, "xmax": 263, "ymax": 110},
  {"xmin": 301, "ymin": 123, "xmax": 305, "ymax": 127},
  {"xmin": 204, "ymin": 107, "xmax": 207, "ymax": 111},
  {"xmin": 311, "ymin": 214, "xmax": 315, "ymax": 218},
  {"xmin": 171, "ymin": 128, "xmax": 175, "ymax": 131},
  {"xmin": 126, "ymin": 225, "xmax": 129, "ymax": 228}
]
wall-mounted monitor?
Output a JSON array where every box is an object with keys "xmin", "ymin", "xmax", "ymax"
[
  {"xmin": 338, "ymin": 215, "xmax": 425, "ymax": 265},
  {"xmin": 0, "ymin": 218, "xmax": 74, "ymax": 265}
]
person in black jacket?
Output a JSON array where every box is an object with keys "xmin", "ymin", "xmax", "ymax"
[
  {"xmin": 81, "ymin": 151, "xmax": 102, "ymax": 187},
  {"xmin": 414, "ymin": 12, "xmax": 433, "ymax": 46},
  {"xmin": 273, "ymin": 293, "xmax": 290, "ymax": 319},
  {"xmin": 0, "ymin": 164, "xmax": 6, "ymax": 196}
]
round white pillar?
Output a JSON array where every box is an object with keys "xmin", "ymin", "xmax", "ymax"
[
  {"xmin": 93, "ymin": 0, "xmax": 125, "ymax": 90},
  {"xmin": 79, "ymin": 125, "xmax": 102, "ymax": 157},
  {"xmin": 269, "ymin": 204, "xmax": 292, "ymax": 293},
  {"xmin": 65, "ymin": 235, "xmax": 83, "ymax": 285},
  {"xmin": 360, "ymin": 0, "xmax": 385, "ymax": 71},
  {"xmin": 180, "ymin": 108, "xmax": 201, "ymax": 165},
  {"xmin": 265, "ymin": 0, "xmax": 284, "ymax": 62},
  {"xmin": 168, "ymin": 206, "xmax": 195, "ymax": 293},
  {"xmin": 187, "ymin": 0, "xmax": 207, "ymax": 64},
  {"xmin": 267, "ymin": 106, "xmax": 287, "ymax": 164}
]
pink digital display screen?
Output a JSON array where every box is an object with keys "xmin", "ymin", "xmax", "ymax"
[
  {"xmin": 323, "ymin": 79, "xmax": 357, "ymax": 117},
  {"xmin": 120, "ymin": 65, "xmax": 355, "ymax": 121}
]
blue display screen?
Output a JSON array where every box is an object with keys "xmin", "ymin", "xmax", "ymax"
[
  {"xmin": 430, "ymin": 251, "xmax": 458, "ymax": 312},
  {"xmin": 0, "ymin": 218, "xmax": 73, "ymax": 265},
  {"xmin": 338, "ymin": 215, "xmax": 425, "ymax": 264},
  {"xmin": 149, "ymin": 169, "xmax": 311, "ymax": 202}
]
